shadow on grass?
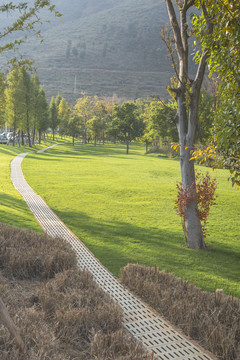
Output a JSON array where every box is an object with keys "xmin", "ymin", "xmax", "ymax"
[
  {"xmin": 0, "ymin": 193, "xmax": 42, "ymax": 232},
  {"xmin": 40, "ymin": 143, "xmax": 145, "ymax": 160},
  {"xmin": 51, "ymin": 207, "xmax": 240, "ymax": 294},
  {"xmin": 1, "ymin": 191, "xmax": 239, "ymax": 296}
]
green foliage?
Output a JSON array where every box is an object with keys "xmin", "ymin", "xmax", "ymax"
[
  {"xmin": 67, "ymin": 113, "xmax": 82, "ymax": 143},
  {"xmin": 192, "ymin": 0, "xmax": 240, "ymax": 187},
  {"xmin": 212, "ymin": 89, "xmax": 240, "ymax": 187},
  {"xmin": 49, "ymin": 96, "xmax": 59, "ymax": 139},
  {"xmin": 141, "ymin": 100, "xmax": 178, "ymax": 150},
  {"xmin": 36, "ymin": 88, "xmax": 49, "ymax": 135},
  {"xmin": 0, "ymin": 1, "xmax": 61, "ymax": 67},
  {"xmin": 4, "ymin": 68, "xmax": 49, "ymax": 145},
  {"xmin": 110, "ymin": 102, "xmax": 144, "ymax": 153},
  {"xmin": 0, "ymin": 73, "xmax": 6, "ymax": 127},
  {"xmin": 74, "ymin": 94, "xmax": 94, "ymax": 143},
  {"xmin": 58, "ymin": 97, "xmax": 71, "ymax": 136},
  {"xmin": 193, "ymin": 0, "xmax": 240, "ymax": 88},
  {"xmin": 5, "ymin": 67, "xmax": 25, "ymax": 139},
  {"xmin": 197, "ymin": 89, "xmax": 216, "ymax": 144},
  {"xmin": 22, "ymin": 70, "xmax": 33, "ymax": 146}
]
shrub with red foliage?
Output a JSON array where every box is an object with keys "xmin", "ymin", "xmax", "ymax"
[{"xmin": 175, "ymin": 172, "xmax": 217, "ymax": 238}]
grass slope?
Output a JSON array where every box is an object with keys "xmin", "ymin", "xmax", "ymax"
[
  {"xmin": 0, "ymin": 139, "xmax": 69, "ymax": 231},
  {"xmin": 20, "ymin": 0, "xmax": 174, "ymax": 100},
  {"xmin": 20, "ymin": 142, "xmax": 240, "ymax": 298}
]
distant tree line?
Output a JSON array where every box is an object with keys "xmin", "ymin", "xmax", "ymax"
[{"xmin": 1, "ymin": 67, "xmax": 215, "ymax": 152}]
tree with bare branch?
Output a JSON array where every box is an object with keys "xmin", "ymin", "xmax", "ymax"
[{"xmin": 162, "ymin": 0, "xmax": 213, "ymax": 249}]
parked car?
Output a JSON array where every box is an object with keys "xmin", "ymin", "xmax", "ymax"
[{"xmin": 0, "ymin": 134, "xmax": 8, "ymax": 144}]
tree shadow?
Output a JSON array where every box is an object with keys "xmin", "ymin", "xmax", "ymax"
[
  {"xmin": 0, "ymin": 193, "xmax": 41, "ymax": 231},
  {"xmin": 51, "ymin": 207, "xmax": 240, "ymax": 293}
]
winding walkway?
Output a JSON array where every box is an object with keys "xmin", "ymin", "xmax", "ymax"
[{"xmin": 11, "ymin": 146, "xmax": 215, "ymax": 360}]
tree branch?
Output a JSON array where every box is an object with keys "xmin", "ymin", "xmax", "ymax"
[
  {"xmin": 0, "ymin": 297, "xmax": 25, "ymax": 353},
  {"xmin": 186, "ymin": 0, "xmax": 195, "ymax": 10},
  {"xmin": 161, "ymin": 26, "xmax": 181, "ymax": 82},
  {"xmin": 193, "ymin": 52, "xmax": 208, "ymax": 91},
  {"xmin": 164, "ymin": 0, "xmax": 184, "ymax": 61}
]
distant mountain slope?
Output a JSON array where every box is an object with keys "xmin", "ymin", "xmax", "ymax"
[{"xmin": 21, "ymin": 0, "xmax": 174, "ymax": 101}]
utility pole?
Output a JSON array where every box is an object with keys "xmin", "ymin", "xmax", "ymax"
[{"xmin": 74, "ymin": 75, "xmax": 77, "ymax": 94}]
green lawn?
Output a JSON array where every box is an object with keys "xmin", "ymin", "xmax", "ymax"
[
  {"xmin": 0, "ymin": 138, "xmax": 70, "ymax": 230},
  {"xmin": 18, "ymin": 142, "xmax": 240, "ymax": 298}
]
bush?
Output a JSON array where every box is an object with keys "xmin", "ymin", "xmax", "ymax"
[
  {"xmin": 121, "ymin": 264, "xmax": 240, "ymax": 360},
  {"xmin": 0, "ymin": 223, "xmax": 76, "ymax": 279}
]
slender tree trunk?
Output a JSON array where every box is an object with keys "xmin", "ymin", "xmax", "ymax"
[
  {"xmin": 72, "ymin": 136, "xmax": 75, "ymax": 145},
  {"xmin": 84, "ymin": 121, "xmax": 87, "ymax": 144},
  {"xmin": 39, "ymin": 131, "xmax": 41, "ymax": 144},
  {"xmin": 53, "ymin": 128, "xmax": 55, "ymax": 141},
  {"xmin": 26, "ymin": 108, "xmax": 31, "ymax": 147},
  {"xmin": 17, "ymin": 130, "xmax": 20, "ymax": 147},
  {"xmin": 0, "ymin": 297, "xmax": 25, "ymax": 353},
  {"xmin": 12, "ymin": 115, "xmax": 17, "ymax": 147},
  {"xmin": 164, "ymin": 0, "xmax": 210, "ymax": 249},
  {"xmin": 21, "ymin": 131, "xmax": 24, "ymax": 146},
  {"xmin": 180, "ymin": 148, "xmax": 206, "ymax": 248},
  {"xmin": 126, "ymin": 140, "xmax": 129, "ymax": 154},
  {"xmin": 94, "ymin": 137, "xmax": 97, "ymax": 146},
  {"xmin": 176, "ymin": 87, "xmax": 206, "ymax": 249},
  {"xmin": 32, "ymin": 125, "xmax": 36, "ymax": 146}
]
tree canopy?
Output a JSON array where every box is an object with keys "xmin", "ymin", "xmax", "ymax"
[
  {"xmin": 0, "ymin": 1, "xmax": 61, "ymax": 67},
  {"xmin": 192, "ymin": 0, "xmax": 240, "ymax": 187}
]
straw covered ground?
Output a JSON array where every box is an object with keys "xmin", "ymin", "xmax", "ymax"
[
  {"xmin": 121, "ymin": 264, "xmax": 240, "ymax": 360},
  {"xmin": 0, "ymin": 223, "xmax": 152, "ymax": 359}
]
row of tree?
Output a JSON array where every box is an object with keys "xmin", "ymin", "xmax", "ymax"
[
  {"xmin": 2, "ymin": 69, "xmax": 49, "ymax": 147},
  {"xmin": 1, "ymin": 69, "xmax": 215, "ymax": 153}
]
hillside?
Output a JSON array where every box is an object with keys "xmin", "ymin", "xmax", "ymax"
[{"xmin": 20, "ymin": 0, "xmax": 175, "ymax": 101}]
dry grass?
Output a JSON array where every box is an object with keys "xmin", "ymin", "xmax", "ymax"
[
  {"xmin": 0, "ymin": 223, "xmax": 76, "ymax": 279},
  {"xmin": 121, "ymin": 264, "xmax": 240, "ymax": 360},
  {"xmin": 0, "ymin": 224, "xmax": 152, "ymax": 359}
]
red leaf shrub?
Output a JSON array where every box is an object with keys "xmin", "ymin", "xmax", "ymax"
[{"xmin": 175, "ymin": 172, "xmax": 217, "ymax": 238}]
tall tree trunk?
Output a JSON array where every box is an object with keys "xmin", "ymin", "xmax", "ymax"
[
  {"xmin": 21, "ymin": 130, "xmax": 24, "ymax": 146},
  {"xmin": 12, "ymin": 115, "xmax": 17, "ymax": 147},
  {"xmin": 146, "ymin": 140, "xmax": 149, "ymax": 153},
  {"xmin": 32, "ymin": 125, "xmax": 36, "ymax": 146},
  {"xmin": 84, "ymin": 122, "xmax": 87, "ymax": 144},
  {"xmin": 177, "ymin": 87, "xmax": 206, "ymax": 249},
  {"xmin": 180, "ymin": 147, "xmax": 206, "ymax": 249},
  {"xmin": 72, "ymin": 135, "xmax": 75, "ymax": 145},
  {"xmin": 164, "ymin": 0, "xmax": 210, "ymax": 249},
  {"xmin": 17, "ymin": 130, "xmax": 20, "ymax": 147},
  {"xmin": 26, "ymin": 109, "xmax": 31, "ymax": 147},
  {"xmin": 126, "ymin": 140, "xmax": 129, "ymax": 154}
]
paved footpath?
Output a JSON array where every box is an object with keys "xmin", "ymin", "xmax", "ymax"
[{"xmin": 11, "ymin": 147, "xmax": 216, "ymax": 360}]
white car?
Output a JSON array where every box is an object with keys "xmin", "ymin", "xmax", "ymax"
[{"xmin": 0, "ymin": 134, "xmax": 8, "ymax": 144}]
